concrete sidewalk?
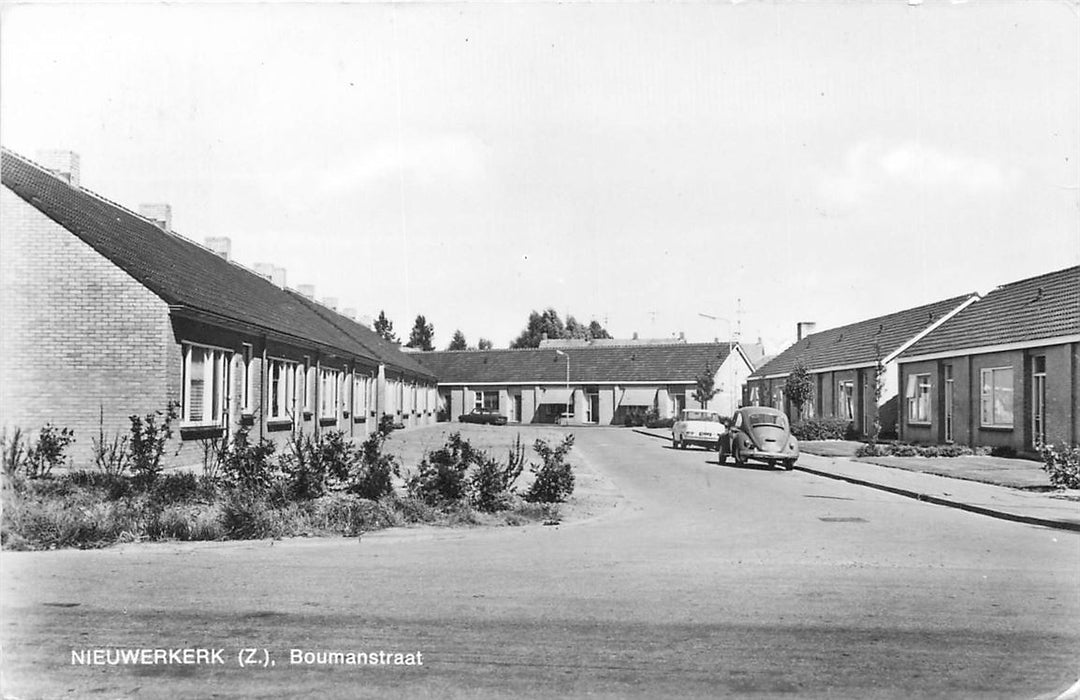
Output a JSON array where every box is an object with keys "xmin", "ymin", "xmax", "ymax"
[{"xmin": 634, "ymin": 428, "xmax": 1080, "ymax": 532}]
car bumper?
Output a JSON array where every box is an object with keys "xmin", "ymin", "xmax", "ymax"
[
  {"xmin": 743, "ymin": 449, "xmax": 798, "ymax": 461},
  {"xmin": 683, "ymin": 437, "xmax": 721, "ymax": 447}
]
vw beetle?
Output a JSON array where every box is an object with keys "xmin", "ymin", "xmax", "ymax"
[{"xmin": 719, "ymin": 406, "xmax": 799, "ymax": 470}]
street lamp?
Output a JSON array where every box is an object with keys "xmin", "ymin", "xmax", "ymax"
[
  {"xmin": 698, "ymin": 312, "xmax": 737, "ymax": 414},
  {"xmin": 555, "ymin": 350, "xmax": 570, "ymax": 424}
]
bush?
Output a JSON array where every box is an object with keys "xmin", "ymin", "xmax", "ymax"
[
  {"xmin": 220, "ymin": 488, "xmax": 281, "ymax": 540},
  {"xmin": 524, "ymin": 434, "xmax": 576, "ymax": 503},
  {"xmin": 470, "ymin": 435, "xmax": 526, "ymax": 513},
  {"xmin": 791, "ymin": 417, "xmax": 855, "ymax": 441},
  {"xmin": 646, "ymin": 417, "xmax": 675, "ymax": 429},
  {"xmin": 279, "ymin": 430, "xmax": 361, "ymax": 501},
  {"xmin": 220, "ymin": 426, "xmax": 278, "ymax": 491},
  {"xmin": 348, "ymin": 422, "xmax": 401, "ymax": 501},
  {"xmin": 1038, "ymin": 443, "xmax": 1080, "ymax": 489},
  {"xmin": 855, "ymin": 442, "xmax": 977, "ymax": 458},
  {"xmin": 990, "ymin": 445, "xmax": 1017, "ymax": 458},
  {"xmin": 129, "ymin": 404, "xmax": 178, "ymax": 484},
  {"xmin": 2, "ymin": 425, "xmax": 75, "ymax": 479},
  {"xmin": 408, "ymin": 432, "xmax": 477, "ymax": 505}
]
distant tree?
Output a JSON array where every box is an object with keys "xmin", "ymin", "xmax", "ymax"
[
  {"xmin": 587, "ymin": 320, "xmax": 612, "ymax": 340},
  {"xmin": 448, "ymin": 329, "xmax": 468, "ymax": 351},
  {"xmin": 566, "ymin": 315, "xmax": 588, "ymax": 340},
  {"xmin": 405, "ymin": 314, "xmax": 435, "ymax": 351},
  {"xmin": 374, "ymin": 310, "xmax": 397, "ymax": 343},
  {"xmin": 478, "ymin": 338, "xmax": 493, "ymax": 350},
  {"xmin": 693, "ymin": 361, "xmax": 720, "ymax": 409},
  {"xmin": 785, "ymin": 358, "xmax": 814, "ymax": 419}
]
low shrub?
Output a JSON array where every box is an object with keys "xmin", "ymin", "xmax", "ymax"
[
  {"xmin": 220, "ymin": 488, "xmax": 282, "ymax": 540},
  {"xmin": 348, "ymin": 423, "xmax": 401, "ymax": 501},
  {"xmin": 408, "ymin": 432, "xmax": 478, "ymax": 506},
  {"xmin": 646, "ymin": 417, "xmax": 675, "ymax": 429},
  {"xmin": 220, "ymin": 426, "xmax": 279, "ymax": 492},
  {"xmin": 524, "ymin": 434, "xmax": 576, "ymax": 503},
  {"xmin": 855, "ymin": 442, "xmax": 977, "ymax": 458},
  {"xmin": 129, "ymin": 404, "xmax": 178, "ymax": 484},
  {"xmin": 470, "ymin": 434, "xmax": 526, "ymax": 513},
  {"xmin": 791, "ymin": 417, "xmax": 855, "ymax": 441},
  {"xmin": 305, "ymin": 493, "xmax": 395, "ymax": 536},
  {"xmin": 1038, "ymin": 443, "xmax": 1080, "ymax": 489},
  {"xmin": 990, "ymin": 445, "xmax": 1017, "ymax": 458}
]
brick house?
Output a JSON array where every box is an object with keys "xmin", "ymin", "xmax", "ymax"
[
  {"xmin": 745, "ymin": 294, "xmax": 978, "ymax": 438},
  {"xmin": 414, "ymin": 343, "xmax": 754, "ymax": 425},
  {"xmin": 0, "ymin": 147, "xmax": 438, "ymax": 468},
  {"xmin": 896, "ymin": 266, "xmax": 1079, "ymax": 454}
]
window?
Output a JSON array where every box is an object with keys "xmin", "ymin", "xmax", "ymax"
[
  {"xmin": 267, "ymin": 358, "xmax": 297, "ymax": 421},
  {"xmin": 239, "ymin": 344, "xmax": 254, "ymax": 415},
  {"xmin": 353, "ymin": 375, "xmax": 368, "ymax": 417},
  {"xmin": 320, "ymin": 368, "xmax": 341, "ymax": 419},
  {"xmin": 980, "ymin": 367, "xmax": 1014, "ymax": 428},
  {"xmin": 837, "ymin": 380, "xmax": 855, "ymax": 420},
  {"xmin": 368, "ymin": 377, "xmax": 377, "ymax": 417},
  {"xmin": 474, "ymin": 391, "xmax": 498, "ymax": 410},
  {"xmin": 749, "ymin": 385, "xmax": 760, "ymax": 405},
  {"xmin": 905, "ymin": 373, "xmax": 931, "ymax": 424},
  {"xmin": 302, "ymin": 359, "xmax": 314, "ymax": 414},
  {"xmin": 183, "ymin": 343, "xmax": 231, "ymax": 426},
  {"xmin": 396, "ymin": 381, "xmax": 405, "ymax": 414}
]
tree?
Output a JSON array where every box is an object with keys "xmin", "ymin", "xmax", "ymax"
[
  {"xmin": 405, "ymin": 314, "xmax": 434, "ymax": 351},
  {"xmin": 374, "ymin": 310, "xmax": 396, "ymax": 343},
  {"xmin": 447, "ymin": 329, "xmax": 467, "ymax": 351},
  {"xmin": 587, "ymin": 320, "xmax": 612, "ymax": 340},
  {"xmin": 478, "ymin": 338, "xmax": 493, "ymax": 350},
  {"xmin": 509, "ymin": 309, "xmax": 611, "ymax": 348},
  {"xmin": 785, "ymin": 358, "xmax": 814, "ymax": 420},
  {"xmin": 693, "ymin": 362, "xmax": 720, "ymax": 409}
]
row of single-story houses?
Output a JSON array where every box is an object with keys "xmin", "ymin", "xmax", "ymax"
[
  {"xmin": 0, "ymin": 147, "xmax": 440, "ymax": 468},
  {"xmin": 746, "ymin": 265, "xmax": 1079, "ymax": 454},
  {"xmin": 413, "ymin": 342, "xmax": 755, "ymax": 425}
]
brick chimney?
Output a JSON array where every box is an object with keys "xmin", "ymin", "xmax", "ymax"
[
  {"xmin": 35, "ymin": 150, "xmax": 80, "ymax": 187},
  {"xmin": 322, "ymin": 297, "xmax": 338, "ymax": 311},
  {"xmin": 254, "ymin": 263, "xmax": 275, "ymax": 280},
  {"xmin": 297, "ymin": 284, "xmax": 315, "ymax": 299},
  {"xmin": 797, "ymin": 322, "xmax": 817, "ymax": 341},
  {"xmin": 205, "ymin": 236, "xmax": 231, "ymax": 260},
  {"xmin": 254, "ymin": 263, "xmax": 287, "ymax": 288},
  {"xmin": 139, "ymin": 203, "xmax": 172, "ymax": 231}
]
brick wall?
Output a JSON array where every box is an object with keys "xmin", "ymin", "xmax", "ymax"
[{"xmin": 1, "ymin": 186, "xmax": 173, "ymax": 466}]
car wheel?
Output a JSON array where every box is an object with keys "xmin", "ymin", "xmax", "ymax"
[
  {"xmin": 783, "ymin": 459, "xmax": 795, "ymax": 471},
  {"xmin": 733, "ymin": 443, "xmax": 746, "ymax": 466},
  {"xmin": 717, "ymin": 444, "xmax": 727, "ymax": 464},
  {"xmin": 671, "ymin": 436, "xmax": 678, "ymax": 450}
]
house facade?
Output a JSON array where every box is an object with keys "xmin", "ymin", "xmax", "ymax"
[
  {"xmin": 896, "ymin": 266, "xmax": 1079, "ymax": 453},
  {"xmin": 0, "ymin": 147, "xmax": 439, "ymax": 468},
  {"xmin": 745, "ymin": 294, "xmax": 978, "ymax": 438},
  {"xmin": 414, "ymin": 343, "xmax": 755, "ymax": 425}
]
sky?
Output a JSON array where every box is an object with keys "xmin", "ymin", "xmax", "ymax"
[{"xmin": 2, "ymin": 1, "xmax": 1078, "ymax": 354}]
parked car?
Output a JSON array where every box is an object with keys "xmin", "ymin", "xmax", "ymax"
[
  {"xmin": 671, "ymin": 409, "xmax": 727, "ymax": 450},
  {"xmin": 719, "ymin": 406, "xmax": 799, "ymax": 470},
  {"xmin": 459, "ymin": 407, "xmax": 508, "ymax": 425}
]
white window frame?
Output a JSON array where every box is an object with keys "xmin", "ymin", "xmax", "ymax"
[
  {"xmin": 353, "ymin": 375, "xmax": 367, "ymax": 418},
  {"xmin": 182, "ymin": 342, "xmax": 231, "ymax": 427},
  {"xmin": 905, "ymin": 373, "xmax": 932, "ymax": 424},
  {"xmin": 267, "ymin": 357, "xmax": 297, "ymax": 422},
  {"xmin": 240, "ymin": 344, "xmax": 255, "ymax": 415},
  {"xmin": 319, "ymin": 367, "xmax": 341, "ymax": 419},
  {"xmin": 837, "ymin": 380, "xmax": 855, "ymax": 421},
  {"xmin": 980, "ymin": 367, "xmax": 1014, "ymax": 428}
]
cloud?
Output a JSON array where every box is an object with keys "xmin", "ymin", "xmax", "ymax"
[
  {"xmin": 818, "ymin": 140, "xmax": 1019, "ymax": 206},
  {"xmin": 316, "ymin": 133, "xmax": 488, "ymax": 196}
]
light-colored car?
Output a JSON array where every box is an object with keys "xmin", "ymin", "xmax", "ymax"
[
  {"xmin": 671, "ymin": 409, "xmax": 727, "ymax": 450},
  {"xmin": 719, "ymin": 406, "xmax": 799, "ymax": 470}
]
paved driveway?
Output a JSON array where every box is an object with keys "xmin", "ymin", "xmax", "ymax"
[{"xmin": 3, "ymin": 428, "xmax": 1078, "ymax": 698}]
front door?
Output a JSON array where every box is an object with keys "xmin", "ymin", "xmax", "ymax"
[
  {"xmin": 944, "ymin": 365, "xmax": 954, "ymax": 443},
  {"xmin": 513, "ymin": 394, "xmax": 523, "ymax": 424},
  {"xmin": 1032, "ymin": 356, "xmax": 1046, "ymax": 447}
]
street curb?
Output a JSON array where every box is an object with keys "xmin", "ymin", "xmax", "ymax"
[
  {"xmin": 791, "ymin": 464, "xmax": 1080, "ymax": 533},
  {"xmin": 633, "ymin": 427, "xmax": 1080, "ymax": 533}
]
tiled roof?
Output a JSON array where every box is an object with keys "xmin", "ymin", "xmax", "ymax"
[
  {"xmin": 751, "ymin": 293, "xmax": 976, "ymax": 378},
  {"xmin": 901, "ymin": 266, "xmax": 1080, "ymax": 358},
  {"xmin": 1, "ymin": 147, "xmax": 429, "ymax": 379},
  {"xmin": 413, "ymin": 343, "xmax": 738, "ymax": 384},
  {"xmin": 289, "ymin": 291, "xmax": 436, "ymax": 381}
]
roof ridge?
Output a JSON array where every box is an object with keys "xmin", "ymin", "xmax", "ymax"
[{"xmin": 797, "ymin": 292, "xmax": 977, "ymax": 342}]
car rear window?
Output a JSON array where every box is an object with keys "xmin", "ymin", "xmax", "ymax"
[{"xmin": 748, "ymin": 413, "xmax": 787, "ymax": 428}]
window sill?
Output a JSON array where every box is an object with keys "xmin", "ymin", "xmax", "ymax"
[
  {"xmin": 240, "ymin": 413, "xmax": 256, "ymax": 427},
  {"xmin": 266, "ymin": 419, "xmax": 293, "ymax": 433},
  {"xmin": 353, "ymin": 416, "xmax": 367, "ymax": 424},
  {"xmin": 979, "ymin": 425, "xmax": 1014, "ymax": 432},
  {"xmin": 180, "ymin": 425, "xmax": 226, "ymax": 440},
  {"xmin": 319, "ymin": 417, "xmax": 338, "ymax": 427},
  {"xmin": 907, "ymin": 421, "xmax": 932, "ymax": 427}
]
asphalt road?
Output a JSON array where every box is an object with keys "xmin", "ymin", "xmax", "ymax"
[{"xmin": 3, "ymin": 428, "xmax": 1078, "ymax": 699}]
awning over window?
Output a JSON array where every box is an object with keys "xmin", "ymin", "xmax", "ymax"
[
  {"xmin": 618, "ymin": 388, "xmax": 657, "ymax": 406},
  {"xmin": 537, "ymin": 388, "xmax": 574, "ymax": 404}
]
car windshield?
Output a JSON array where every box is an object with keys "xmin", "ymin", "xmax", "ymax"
[
  {"xmin": 683, "ymin": 411, "xmax": 721, "ymax": 422},
  {"xmin": 748, "ymin": 412, "xmax": 787, "ymax": 428}
]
